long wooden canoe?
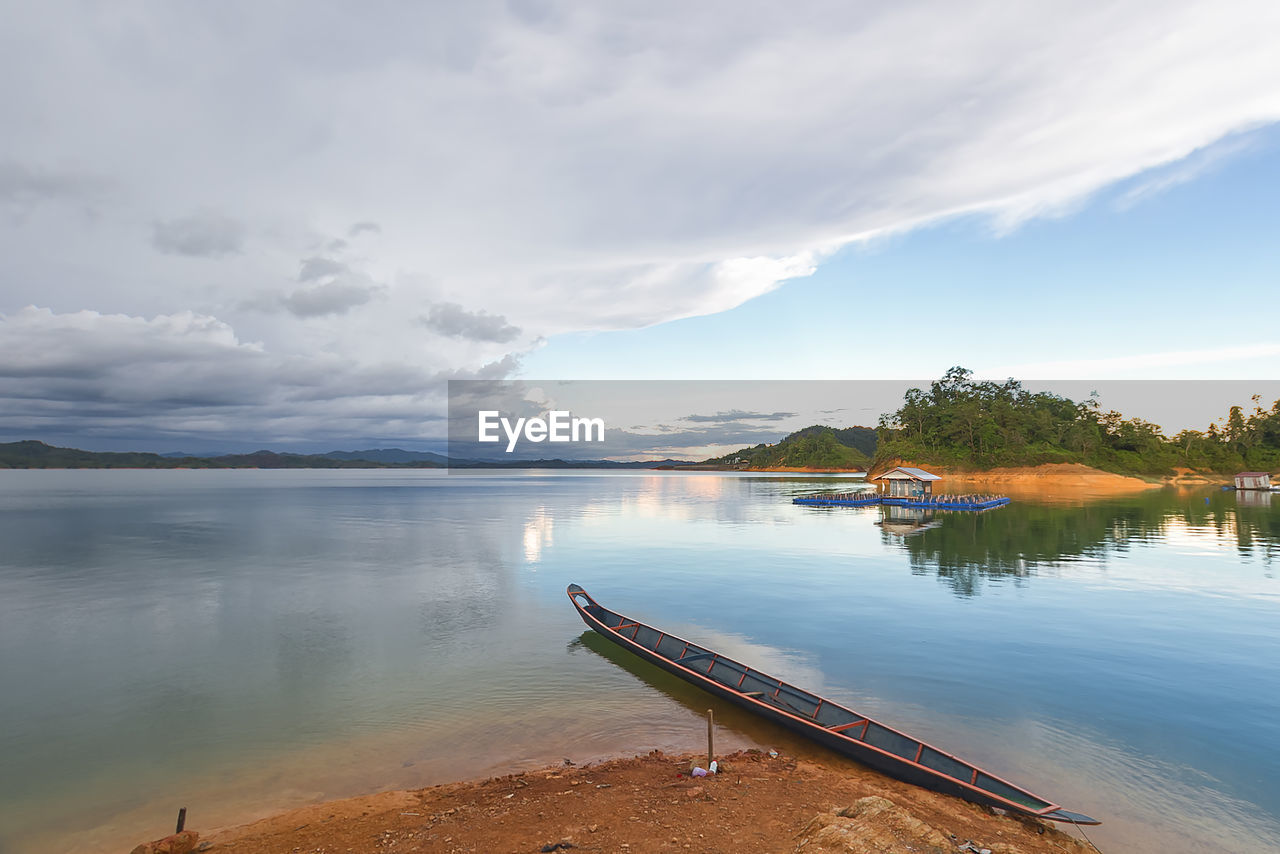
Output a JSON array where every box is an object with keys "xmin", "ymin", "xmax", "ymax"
[{"xmin": 567, "ymin": 584, "xmax": 1099, "ymax": 826}]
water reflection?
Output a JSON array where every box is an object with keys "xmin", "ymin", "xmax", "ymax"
[
  {"xmin": 1235, "ymin": 489, "xmax": 1272, "ymax": 509},
  {"xmin": 0, "ymin": 471, "xmax": 538, "ymax": 853},
  {"xmin": 573, "ymin": 633, "xmax": 1280, "ymax": 854},
  {"xmin": 523, "ymin": 507, "xmax": 554, "ymax": 563},
  {"xmin": 885, "ymin": 488, "xmax": 1280, "ymax": 595},
  {"xmin": 2, "ymin": 471, "xmax": 1277, "ymax": 854},
  {"xmin": 875, "ymin": 505, "xmax": 942, "ymax": 536},
  {"xmin": 570, "ymin": 630, "xmax": 837, "ymax": 763}
]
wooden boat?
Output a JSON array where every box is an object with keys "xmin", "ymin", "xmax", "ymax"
[{"xmin": 567, "ymin": 584, "xmax": 1099, "ymax": 826}]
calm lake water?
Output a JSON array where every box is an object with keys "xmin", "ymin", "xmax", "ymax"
[{"xmin": 1, "ymin": 470, "xmax": 1277, "ymax": 854}]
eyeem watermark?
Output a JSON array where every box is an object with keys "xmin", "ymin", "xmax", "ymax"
[{"xmin": 477, "ymin": 410, "xmax": 606, "ymax": 453}]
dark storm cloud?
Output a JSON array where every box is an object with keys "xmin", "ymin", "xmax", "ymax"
[
  {"xmin": 152, "ymin": 212, "xmax": 246, "ymax": 257},
  {"xmin": 422, "ymin": 302, "xmax": 521, "ymax": 343},
  {"xmin": 0, "ymin": 307, "xmax": 464, "ymax": 451}
]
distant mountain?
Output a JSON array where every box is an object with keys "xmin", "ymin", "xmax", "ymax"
[
  {"xmin": 319, "ymin": 448, "xmax": 451, "ymax": 465},
  {"xmin": 0, "ymin": 440, "xmax": 179, "ymax": 469},
  {"xmin": 209, "ymin": 450, "xmax": 446, "ymax": 468},
  {"xmin": 0, "ymin": 440, "xmax": 690, "ymax": 470},
  {"xmin": 0, "ymin": 441, "xmax": 445, "ymax": 469}
]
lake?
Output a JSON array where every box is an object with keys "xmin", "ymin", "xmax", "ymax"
[{"xmin": 0, "ymin": 470, "xmax": 1277, "ymax": 854}]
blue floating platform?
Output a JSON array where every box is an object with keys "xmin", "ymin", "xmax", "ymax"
[
  {"xmin": 793, "ymin": 495, "xmax": 881, "ymax": 507},
  {"xmin": 793, "ymin": 495, "xmax": 1010, "ymax": 511}
]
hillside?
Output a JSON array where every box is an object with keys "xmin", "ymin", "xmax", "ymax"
[
  {"xmin": 320, "ymin": 448, "xmax": 451, "ymax": 465},
  {"xmin": 784, "ymin": 424, "xmax": 877, "ymax": 457},
  {"xmin": 710, "ymin": 425, "xmax": 873, "ymax": 470}
]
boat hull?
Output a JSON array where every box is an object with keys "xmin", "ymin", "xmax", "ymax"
[
  {"xmin": 567, "ymin": 584, "xmax": 1098, "ymax": 826},
  {"xmin": 587, "ymin": 613, "xmax": 993, "ymax": 805}
]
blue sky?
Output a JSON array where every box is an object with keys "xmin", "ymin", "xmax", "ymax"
[
  {"xmin": 2, "ymin": 3, "xmax": 1279, "ymax": 452},
  {"xmin": 523, "ymin": 125, "xmax": 1280, "ymax": 383}
]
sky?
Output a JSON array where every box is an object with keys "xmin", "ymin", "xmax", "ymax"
[{"xmin": 2, "ymin": 1, "xmax": 1279, "ymax": 454}]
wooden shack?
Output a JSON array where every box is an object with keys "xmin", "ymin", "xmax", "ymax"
[
  {"xmin": 872, "ymin": 466, "xmax": 941, "ymax": 499},
  {"xmin": 1234, "ymin": 472, "xmax": 1272, "ymax": 491}
]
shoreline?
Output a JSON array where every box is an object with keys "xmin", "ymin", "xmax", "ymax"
[
  {"xmin": 677, "ymin": 461, "xmax": 1235, "ymax": 489},
  {"xmin": 3, "ymin": 462, "xmax": 1240, "ymax": 487},
  {"xmin": 876, "ymin": 461, "xmax": 1230, "ymax": 492},
  {"xmin": 929, "ymin": 462, "xmax": 1160, "ymax": 493},
  {"xmin": 186, "ymin": 750, "xmax": 1095, "ymax": 854}
]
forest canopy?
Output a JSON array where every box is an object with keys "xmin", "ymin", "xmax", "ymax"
[{"xmin": 873, "ymin": 367, "xmax": 1280, "ymax": 476}]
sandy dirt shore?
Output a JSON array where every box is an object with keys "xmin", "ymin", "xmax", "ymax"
[
  {"xmin": 930, "ymin": 463, "xmax": 1158, "ymax": 494},
  {"xmin": 751, "ymin": 466, "xmax": 868, "ymax": 474},
  {"xmin": 659, "ymin": 466, "xmax": 868, "ymax": 473},
  {"xmin": 178, "ymin": 750, "xmax": 1095, "ymax": 854},
  {"xmin": 860, "ymin": 462, "xmax": 1224, "ymax": 499}
]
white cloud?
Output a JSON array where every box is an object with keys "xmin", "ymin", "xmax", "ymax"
[
  {"xmin": 1, "ymin": 1, "xmax": 1278, "ymax": 445},
  {"xmin": 1114, "ymin": 133, "xmax": 1261, "ymax": 210}
]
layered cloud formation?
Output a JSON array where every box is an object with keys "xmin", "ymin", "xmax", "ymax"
[{"xmin": 2, "ymin": 1, "xmax": 1279, "ymax": 448}]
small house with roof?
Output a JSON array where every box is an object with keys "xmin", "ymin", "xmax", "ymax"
[
  {"xmin": 872, "ymin": 466, "xmax": 942, "ymax": 499},
  {"xmin": 1234, "ymin": 472, "xmax": 1272, "ymax": 491}
]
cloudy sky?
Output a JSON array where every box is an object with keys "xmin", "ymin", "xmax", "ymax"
[{"xmin": 2, "ymin": 2, "xmax": 1279, "ymax": 453}]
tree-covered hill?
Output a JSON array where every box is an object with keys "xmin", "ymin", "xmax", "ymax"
[
  {"xmin": 710, "ymin": 425, "xmax": 873, "ymax": 470},
  {"xmin": 871, "ymin": 367, "xmax": 1280, "ymax": 477},
  {"xmin": 785, "ymin": 424, "xmax": 878, "ymax": 458}
]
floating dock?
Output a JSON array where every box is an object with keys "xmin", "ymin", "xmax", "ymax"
[{"xmin": 793, "ymin": 493, "xmax": 1010, "ymax": 511}]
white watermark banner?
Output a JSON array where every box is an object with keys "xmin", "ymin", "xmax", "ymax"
[
  {"xmin": 476, "ymin": 409, "xmax": 607, "ymax": 453},
  {"xmin": 446, "ymin": 378, "xmax": 1280, "ymax": 471}
]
